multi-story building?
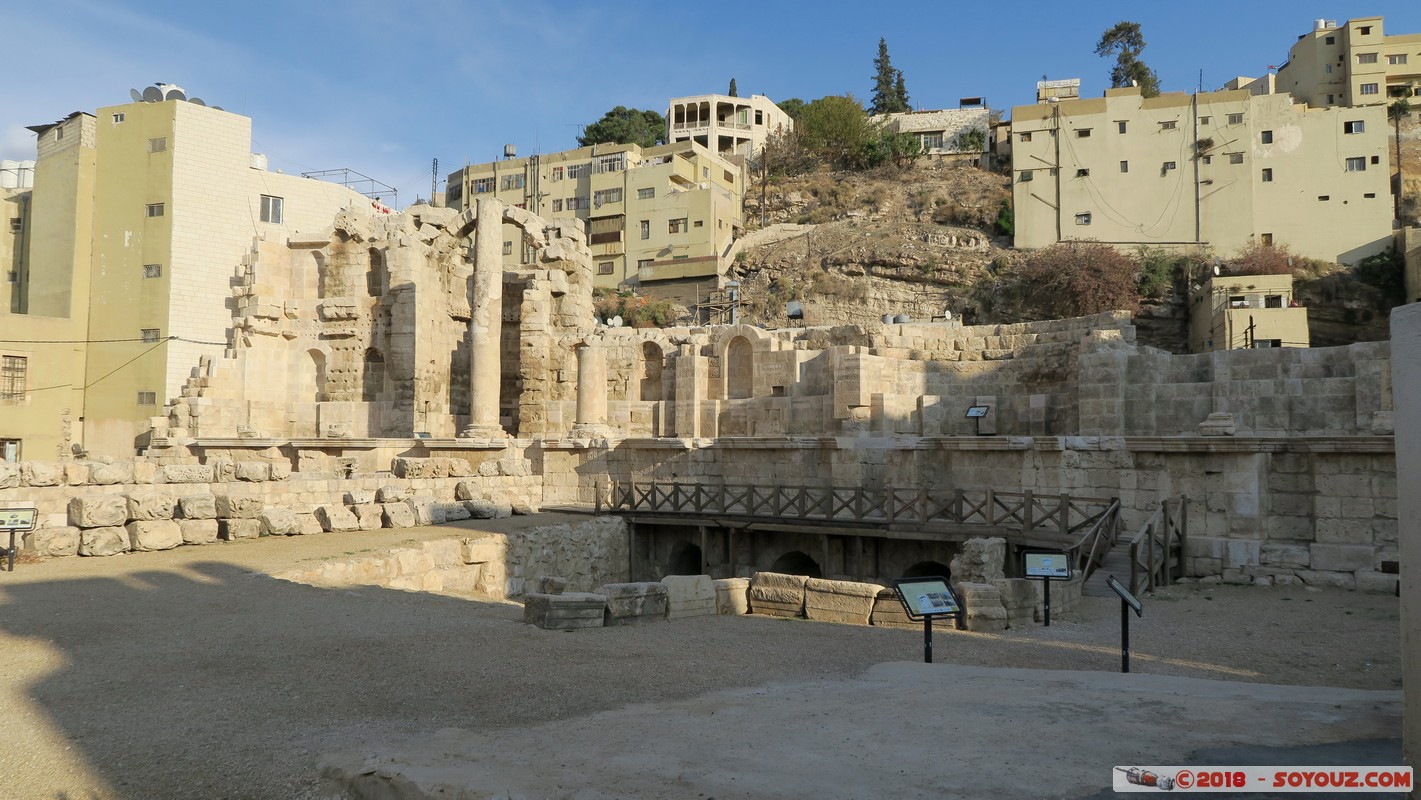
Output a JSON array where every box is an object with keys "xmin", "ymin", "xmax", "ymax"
[
  {"xmin": 1189, "ymin": 273, "xmax": 1310, "ymax": 352},
  {"xmin": 1276, "ymin": 16, "xmax": 1421, "ymax": 108},
  {"xmin": 446, "ymin": 140, "xmax": 743, "ymax": 297},
  {"xmin": 666, "ymin": 93, "xmax": 792, "ymax": 162},
  {"xmin": 1, "ymin": 88, "xmax": 373, "ymax": 458},
  {"xmin": 1010, "ymin": 85, "xmax": 1392, "ymax": 264}
]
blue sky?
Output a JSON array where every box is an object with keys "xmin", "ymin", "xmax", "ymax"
[{"xmin": 4, "ymin": 1, "xmax": 1420, "ymax": 208}]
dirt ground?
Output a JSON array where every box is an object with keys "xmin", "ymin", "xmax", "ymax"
[{"xmin": 0, "ymin": 515, "xmax": 1401, "ymax": 799}]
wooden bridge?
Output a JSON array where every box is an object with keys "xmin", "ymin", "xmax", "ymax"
[{"xmin": 601, "ymin": 481, "xmax": 1184, "ymax": 587}]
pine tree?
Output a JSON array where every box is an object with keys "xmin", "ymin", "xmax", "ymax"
[
  {"xmin": 871, "ymin": 38, "xmax": 909, "ymax": 115},
  {"xmin": 1095, "ymin": 21, "xmax": 1161, "ymax": 98},
  {"xmin": 729, "ymin": 78, "xmax": 738, "ymax": 97},
  {"xmin": 894, "ymin": 70, "xmax": 910, "ymax": 112}
]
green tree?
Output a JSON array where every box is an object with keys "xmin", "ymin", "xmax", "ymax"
[
  {"xmin": 1095, "ymin": 21, "xmax": 1161, "ymax": 98},
  {"xmin": 799, "ymin": 95, "xmax": 876, "ymax": 167},
  {"xmin": 577, "ymin": 106, "xmax": 667, "ymax": 148},
  {"xmin": 777, "ymin": 97, "xmax": 807, "ymax": 121},
  {"xmin": 729, "ymin": 78, "xmax": 738, "ymax": 97},
  {"xmin": 1389, "ymin": 98, "xmax": 1411, "ymax": 221},
  {"xmin": 871, "ymin": 38, "xmax": 910, "ymax": 114}
]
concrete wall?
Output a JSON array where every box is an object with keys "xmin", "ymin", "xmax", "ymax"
[{"xmin": 1390, "ymin": 302, "xmax": 1421, "ymax": 773}]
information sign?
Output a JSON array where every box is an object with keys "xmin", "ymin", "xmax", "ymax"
[
  {"xmin": 1025, "ymin": 552, "xmax": 1070, "ymax": 579},
  {"xmin": 0, "ymin": 508, "xmax": 37, "ymax": 531},
  {"xmin": 892, "ymin": 577, "xmax": 963, "ymax": 664}
]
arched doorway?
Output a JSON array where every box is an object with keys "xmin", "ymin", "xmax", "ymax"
[
  {"xmin": 725, "ymin": 336, "xmax": 752, "ymax": 399},
  {"xmin": 640, "ymin": 341, "xmax": 663, "ymax": 401},
  {"xmin": 666, "ymin": 540, "xmax": 703, "ymax": 576},
  {"xmin": 367, "ymin": 248, "xmax": 385, "ymax": 296},
  {"xmin": 362, "ymin": 348, "xmax": 385, "ymax": 402},
  {"xmin": 901, "ymin": 560, "xmax": 952, "ymax": 580},
  {"xmin": 769, "ymin": 550, "xmax": 822, "ymax": 578}
]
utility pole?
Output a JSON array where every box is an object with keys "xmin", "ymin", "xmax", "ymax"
[{"xmin": 430, "ymin": 158, "xmax": 439, "ymax": 206}]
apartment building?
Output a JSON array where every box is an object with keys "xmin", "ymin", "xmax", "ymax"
[
  {"xmin": 1276, "ymin": 16, "xmax": 1421, "ymax": 108},
  {"xmin": 1, "ymin": 89, "xmax": 372, "ymax": 458},
  {"xmin": 446, "ymin": 140, "xmax": 743, "ymax": 295},
  {"xmin": 1010, "ymin": 86, "xmax": 1392, "ymax": 264},
  {"xmin": 666, "ymin": 93, "xmax": 793, "ymax": 162},
  {"xmin": 1189, "ymin": 273, "xmax": 1309, "ymax": 353}
]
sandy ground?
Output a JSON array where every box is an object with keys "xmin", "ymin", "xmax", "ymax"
[{"xmin": 0, "ymin": 513, "xmax": 1401, "ymax": 799}]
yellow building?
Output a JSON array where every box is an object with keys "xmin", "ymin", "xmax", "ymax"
[
  {"xmin": 666, "ymin": 93, "xmax": 793, "ymax": 162},
  {"xmin": 1189, "ymin": 273, "xmax": 1309, "ymax": 352},
  {"xmin": 1, "ymin": 88, "xmax": 373, "ymax": 459},
  {"xmin": 446, "ymin": 140, "xmax": 743, "ymax": 297},
  {"xmin": 1276, "ymin": 16, "xmax": 1421, "ymax": 108},
  {"xmin": 1010, "ymin": 86, "xmax": 1392, "ymax": 264}
]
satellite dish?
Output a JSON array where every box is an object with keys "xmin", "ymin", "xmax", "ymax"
[
  {"xmin": 610, "ymin": 315, "xmax": 624, "ymax": 328},
  {"xmin": 142, "ymin": 86, "xmax": 163, "ymax": 102},
  {"xmin": 189, "ymin": 97, "xmax": 206, "ymax": 107},
  {"xmin": 943, "ymin": 309, "xmax": 953, "ymax": 320},
  {"xmin": 130, "ymin": 88, "xmax": 143, "ymax": 102},
  {"xmin": 211, "ymin": 106, "xmax": 224, "ymax": 112},
  {"xmin": 163, "ymin": 87, "xmax": 187, "ymax": 101},
  {"xmin": 1212, "ymin": 264, "xmax": 1221, "ymax": 276}
]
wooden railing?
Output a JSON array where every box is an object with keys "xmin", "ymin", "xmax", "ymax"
[
  {"xmin": 1128, "ymin": 498, "xmax": 1188, "ymax": 595},
  {"xmin": 1064, "ymin": 499, "xmax": 1123, "ymax": 582}
]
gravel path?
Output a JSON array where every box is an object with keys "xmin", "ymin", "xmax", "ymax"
[{"xmin": 0, "ymin": 515, "xmax": 1399, "ymax": 799}]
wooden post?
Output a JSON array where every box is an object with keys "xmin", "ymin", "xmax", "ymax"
[
  {"xmin": 986, "ymin": 488, "xmax": 996, "ymax": 525},
  {"xmin": 727, "ymin": 527, "xmax": 736, "ymax": 576},
  {"xmin": 700, "ymin": 525, "xmax": 709, "ymax": 575},
  {"xmin": 822, "ymin": 534, "xmax": 833, "ymax": 579},
  {"xmin": 628, "ymin": 521, "xmax": 637, "ymax": 582},
  {"xmin": 919, "ymin": 487, "xmax": 929, "ymax": 524},
  {"xmin": 954, "ymin": 488, "xmax": 964, "ymax": 522},
  {"xmin": 1024, "ymin": 489, "xmax": 1034, "ymax": 531},
  {"xmin": 1059, "ymin": 494, "xmax": 1070, "ymax": 536}
]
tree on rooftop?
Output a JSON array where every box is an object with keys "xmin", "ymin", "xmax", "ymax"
[
  {"xmin": 870, "ymin": 38, "xmax": 911, "ymax": 115},
  {"xmin": 729, "ymin": 78, "xmax": 738, "ymax": 97},
  {"xmin": 577, "ymin": 106, "xmax": 667, "ymax": 148},
  {"xmin": 1095, "ymin": 21, "xmax": 1161, "ymax": 98}
]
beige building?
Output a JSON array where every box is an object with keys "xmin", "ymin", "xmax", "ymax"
[
  {"xmin": 1010, "ymin": 86, "xmax": 1392, "ymax": 264},
  {"xmin": 1189, "ymin": 273, "xmax": 1309, "ymax": 353},
  {"xmin": 1276, "ymin": 16, "xmax": 1421, "ymax": 107},
  {"xmin": 873, "ymin": 102, "xmax": 990, "ymax": 158},
  {"xmin": 0, "ymin": 89, "xmax": 373, "ymax": 459},
  {"xmin": 446, "ymin": 141, "xmax": 743, "ymax": 297},
  {"xmin": 666, "ymin": 93, "xmax": 793, "ymax": 162}
]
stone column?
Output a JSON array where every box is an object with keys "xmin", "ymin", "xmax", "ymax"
[
  {"xmin": 461, "ymin": 197, "xmax": 507, "ymax": 438},
  {"xmin": 570, "ymin": 339, "xmax": 609, "ymax": 437},
  {"xmin": 1391, "ymin": 303, "xmax": 1421, "ymax": 770}
]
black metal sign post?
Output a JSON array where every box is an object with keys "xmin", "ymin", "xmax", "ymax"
[
  {"xmin": 0, "ymin": 508, "xmax": 38, "ymax": 572},
  {"xmin": 1106, "ymin": 575, "xmax": 1143, "ymax": 673},
  {"xmin": 1023, "ymin": 551, "xmax": 1071, "ymax": 627},
  {"xmin": 892, "ymin": 577, "xmax": 963, "ymax": 664}
]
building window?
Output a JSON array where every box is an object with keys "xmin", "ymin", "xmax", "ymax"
[
  {"xmin": 500, "ymin": 174, "xmax": 525, "ymax": 190},
  {"xmin": 141, "ymin": 328, "xmax": 161, "ymax": 343},
  {"xmin": 1261, "ymin": 168, "xmax": 1273, "ymax": 182},
  {"xmin": 639, "ymin": 220, "xmax": 650, "ymax": 240},
  {"xmin": 1074, "ymin": 212, "xmax": 1092, "ymax": 225},
  {"xmin": 636, "ymin": 259, "xmax": 653, "ymax": 271},
  {"xmin": 1160, "ymin": 120, "xmax": 1177, "ymax": 130},
  {"xmin": 1324, "ymin": 35, "xmax": 1335, "ymax": 44},
  {"xmin": 1260, "ymin": 233, "xmax": 1273, "ymax": 246},
  {"xmin": 1261, "ymin": 130, "xmax": 1273, "ymax": 144},
  {"xmin": 552, "ymin": 199, "xmax": 563, "ymax": 212},
  {"xmin": 593, "ymin": 188, "xmax": 623, "ymax": 206},
  {"xmin": 1344, "ymin": 120, "xmax": 1366, "ymax": 134},
  {"xmin": 594, "ymin": 154, "xmax": 625, "ymax": 174},
  {"xmin": 1198, "ymin": 116, "xmax": 1211, "ymax": 125},
  {"xmin": 146, "ymin": 203, "xmax": 165, "ymax": 217},
  {"xmin": 1117, "ymin": 121, "xmax": 1128, "ymax": 134},
  {"xmin": 502, "ymin": 241, "xmax": 513, "ymax": 255},
  {"xmin": 148, "ymin": 137, "xmax": 167, "ymax": 153},
  {"xmin": 1265, "ymin": 295, "xmax": 1284, "ymax": 309},
  {"xmin": 137, "ymin": 391, "xmax": 157, "ymax": 406},
  {"xmin": 55, "ymin": 127, "xmax": 63, "ymax": 141},
  {"xmin": 597, "ymin": 262, "xmax": 614, "ymax": 275},
  {"xmin": 1372, "ymin": 155, "xmax": 1381, "ymax": 164},
  {"xmin": 1076, "ymin": 128, "xmax": 1091, "ymax": 138},
  {"xmin": 1358, "ymin": 25, "xmax": 1372, "ymax": 35},
  {"xmin": 693, "ymin": 220, "xmax": 704, "ymax": 227},
  {"xmin": 143, "ymin": 263, "xmax": 162, "ymax": 278},
  {"xmin": 1346, "ymin": 157, "xmax": 1367, "ymax": 171},
  {"xmin": 920, "ymin": 132, "xmax": 944, "ymax": 150},
  {"xmin": 1076, "ymin": 168, "xmax": 1090, "ymax": 177},
  {"xmin": 637, "ymin": 187, "xmax": 655, "ymax": 200},
  {"xmin": 1357, "ymin": 52, "xmax": 1379, "ymax": 64},
  {"xmin": 1019, "ymin": 170, "xmax": 1033, "ymax": 182},
  {"xmin": 1162, "ymin": 161, "xmax": 1177, "ymax": 171},
  {"xmin": 566, "ymin": 196, "xmax": 587, "ymax": 210},
  {"xmin": 567, "ymin": 164, "xmax": 588, "ymax": 179},
  {"xmin": 1019, "ymin": 132, "xmax": 1032, "ymax": 143},
  {"xmin": 1364, "ymin": 192, "xmax": 1377, "ymax": 198},
  {"xmin": 1120, "ymin": 161, "xmax": 1129, "ymax": 173},
  {"xmin": 473, "ymin": 178, "xmax": 495, "ymax": 194},
  {"xmin": 9, "ymin": 218, "xmax": 21, "ymax": 233},
  {"xmin": 1360, "ymin": 83, "xmax": 1379, "ymax": 96},
  {"xmin": 112, "ymin": 113, "xmax": 125, "ymax": 123},
  {"xmin": 5, "ymin": 272, "xmax": 14, "ymax": 283},
  {"xmin": 1325, "ymin": 64, "xmax": 1334, "ymax": 74},
  {"xmin": 259, "ymin": 194, "xmax": 283, "ymax": 224},
  {"xmin": 1202, "ymin": 155, "xmax": 1213, "ymax": 165},
  {"xmin": 1229, "ymin": 153, "xmax": 1244, "ymax": 164},
  {"xmin": 702, "ymin": 167, "xmax": 710, "ymax": 178},
  {"xmin": 1227, "ymin": 113, "xmax": 1244, "ymax": 125},
  {"xmin": 0, "ymin": 439, "xmax": 18, "ymax": 462},
  {"xmin": 1327, "ymin": 94, "xmax": 1336, "ymax": 104},
  {"xmin": 1390, "ymin": 54, "xmax": 1409, "ymax": 66},
  {"xmin": 1318, "ymin": 195, "xmax": 1331, "ymax": 201},
  {"xmin": 550, "ymin": 166, "xmax": 564, "ymax": 181},
  {"xmin": 0, "ymin": 356, "xmax": 26, "ymax": 400},
  {"xmin": 668, "ymin": 218, "xmax": 688, "ymax": 234}
]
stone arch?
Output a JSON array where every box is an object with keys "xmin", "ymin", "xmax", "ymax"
[
  {"xmin": 724, "ymin": 335, "xmax": 753, "ymax": 400},
  {"xmin": 640, "ymin": 341, "xmax": 664, "ymax": 402},
  {"xmin": 366, "ymin": 247, "xmax": 385, "ymax": 296},
  {"xmin": 302, "ymin": 348, "xmax": 328, "ymax": 403},
  {"xmin": 769, "ymin": 550, "xmax": 822, "ymax": 578},
  {"xmin": 665, "ymin": 540, "xmax": 703, "ymax": 576},
  {"xmin": 362, "ymin": 348, "xmax": 385, "ymax": 403},
  {"xmin": 901, "ymin": 560, "xmax": 952, "ymax": 580}
]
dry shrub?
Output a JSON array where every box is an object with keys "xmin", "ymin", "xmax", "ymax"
[
  {"xmin": 1229, "ymin": 242, "xmax": 1295, "ymax": 275},
  {"xmin": 1010, "ymin": 241, "xmax": 1141, "ymax": 318}
]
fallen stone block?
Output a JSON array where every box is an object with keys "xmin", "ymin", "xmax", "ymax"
[
  {"xmin": 234, "ymin": 461, "xmax": 270, "ymax": 482},
  {"xmin": 870, "ymin": 588, "xmax": 916, "ymax": 629},
  {"xmin": 1297, "ymin": 570, "xmax": 1357, "ymax": 590},
  {"xmin": 24, "ymin": 527, "xmax": 80, "ymax": 557},
  {"xmin": 511, "ymin": 499, "xmax": 540, "ymax": 515},
  {"xmin": 126, "ymin": 492, "xmax": 177, "ymax": 521},
  {"xmin": 79, "ymin": 526, "xmax": 128, "ymax": 556},
  {"xmin": 444, "ymin": 457, "xmax": 474, "ymax": 477},
  {"xmin": 536, "ymin": 576, "xmax": 568, "ymax": 594},
  {"xmin": 270, "ymin": 462, "xmax": 291, "ymax": 481},
  {"xmin": 64, "ymin": 462, "xmax": 90, "ymax": 485},
  {"xmin": 215, "ymin": 494, "xmax": 264, "ymax": 519},
  {"xmin": 477, "ymin": 461, "xmax": 499, "ymax": 478},
  {"xmin": 1309, "ymin": 544, "xmax": 1375, "ymax": 573},
  {"xmin": 382, "ymin": 503, "xmax": 416, "ymax": 528},
  {"xmin": 131, "ymin": 460, "xmax": 157, "ymax": 484},
  {"xmin": 376, "ymin": 485, "xmax": 410, "ymax": 503},
  {"xmin": 316, "ymin": 505, "xmax": 360, "ymax": 533},
  {"xmin": 179, "ymin": 519, "xmax": 219, "ymax": 545},
  {"xmin": 748, "ymin": 572, "xmax": 808, "ymax": 618},
  {"xmin": 68, "ymin": 495, "xmax": 128, "ymax": 528},
  {"xmin": 90, "ymin": 462, "xmax": 134, "ymax": 486},
  {"xmin": 353, "ymin": 504, "xmax": 384, "ymax": 530},
  {"xmin": 260, "ymin": 509, "xmax": 303, "ymax": 536},
  {"xmin": 663, "ymin": 574, "xmax": 716, "ymax": 620},
  {"xmin": 523, "ymin": 592, "xmax": 607, "ymax": 630},
  {"xmin": 714, "ymin": 577, "xmax": 750, "ymax": 615},
  {"xmin": 991, "ymin": 578, "xmax": 1038, "ymax": 628},
  {"xmin": 441, "ymin": 502, "xmax": 471, "ymax": 522},
  {"xmin": 406, "ymin": 497, "xmax": 446, "ymax": 526},
  {"xmin": 0, "ymin": 463, "xmax": 18, "ymax": 489},
  {"xmin": 466, "ymin": 499, "xmax": 498, "ymax": 519},
  {"xmin": 161, "ymin": 464, "xmax": 214, "ymax": 484},
  {"xmin": 1356, "ymin": 571, "xmax": 1398, "ymax": 595},
  {"xmin": 345, "ymin": 490, "xmax": 375, "ymax": 505},
  {"xmin": 296, "ymin": 513, "xmax": 324, "ymax": 536},
  {"xmin": 804, "ymin": 578, "xmax": 885, "ymax": 626},
  {"xmin": 219, "ymin": 519, "xmax": 262, "ymax": 541},
  {"xmin": 958, "ymin": 581, "xmax": 1007, "ymax": 633},
  {"xmin": 21, "ymin": 461, "xmax": 63, "ymax": 487},
  {"xmin": 128, "ymin": 520, "xmax": 183, "ymax": 552},
  {"xmin": 600, "ymin": 582, "xmax": 669, "ymax": 625},
  {"xmin": 454, "ymin": 481, "xmax": 479, "ymax": 501}
]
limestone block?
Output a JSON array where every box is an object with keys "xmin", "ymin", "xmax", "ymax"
[
  {"xmin": 68, "ymin": 495, "xmax": 128, "ymax": 528},
  {"xmin": 127, "ymin": 520, "xmax": 182, "ymax": 552},
  {"xmin": 454, "ymin": 481, "xmax": 479, "ymax": 501},
  {"xmin": 465, "ymin": 498, "xmax": 497, "ymax": 520},
  {"xmin": 536, "ymin": 576, "xmax": 568, "ymax": 594},
  {"xmin": 1260, "ymin": 543, "xmax": 1311, "ymax": 569},
  {"xmin": 235, "ymin": 462, "xmax": 270, "ymax": 482},
  {"xmin": 441, "ymin": 502, "xmax": 471, "ymax": 522},
  {"xmin": 1356, "ymin": 571, "xmax": 1399, "ymax": 595},
  {"xmin": 219, "ymin": 519, "xmax": 262, "ymax": 540},
  {"xmin": 950, "ymin": 537, "xmax": 1006, "ymax": 584},
  {"xmin": 316, "ymin": 505, "xmax": 361, "ymax": 533},
  {"xmin": 1309, "ymin": 544, "xmax": 1375, "ymax": 573},
  {"xmin": 353, "ymin": 504, "xmax": 384, "ymax": 530},
  {"xmin": 511, "ymin": 499, "xmax": 540, "ymax": 515},
  {"xmin": 445, "ymin": 458, "xmax": 474, "ymax": 477},
  {"xmin": 487, "ymin": 494, "xmax": 514, "ymax": 518},
  {"xmin": 870, "ymin": 588, "xmax": 917, "ymax": 629},
  {"xmin": 958, "ymin": 582, "xmax": 1006, "ymax": 633},
  {"xmin": 21, "ymin": 461, "xmax": 63, "ymax": 487},
  {"xmin": 477, "ymin": 461, "xmax": 499, "ymax": 478},
  {"xmin": 126, "ymin": 492, "xmax": 177, "ymax": 521},
  {"xmin": 1223, "ymin": 539, "xmax": 1261, "ymax": 568},
  {"xmin": 260, "ymin": 509, "xmax": 303, "ymax": 536},
  {"xmin": 748, "ymin": 572, "xmax": 808, "ymax": 618},
  {"xmin": 499, "ymin": 458, "xmax": 532, "ymax": 477},
  {"xmin": 178, "ymin": 519, "xmax": 219, "ymax": 545},
  {"xmin": 1296, "ymin": 570, "xmax": 1356, "ymax": 590},
  {"xmin": 79, "ymin": 526, "xmax": 128, "ymax": 556},
  {"xmin": 297, "ymin": 513, "xmax": 324, "ymax": 536},
  {"xmin": 24, "ymin": 527, "xmax": 80, "ymax": 557},
  {"xmin": 376, "ymin": 485, "xmax": 410, "ymax": 503},
  {"xmin": 90, "ymin": 462, "xmax": 134, "ymax": 485},
  {"xmin": 382, "ymin": 503, "xmax": 416, "ymax": 528},
  {"xmin": 131, "ymin": 460, "xmax": 157, "ymax": 484},
  {"xmin": 63, "ymin": 463, "xmax": 90, "ymax": 485},
  {"xmin": 600, "ymin": 582, "xmax": 669, "ymax": 625},
  {"xmin": 406, "ymin": 497, "xmax": 446, "ymax": 526},
  {"xmin": 804, "ymin": 578, "xmax": 886, "ymax": 625},
  {"xmin": 662, "ymin": 574, "xmax": 717, "ymax": 620},
  {"xmin": 345, "ymin": 490, "xmax": 375, "ymax": 505},
  {"xmin": 0, "ymin": 463, "xmax": 19, "ymax": 489},
  {"xmin": 161, "ymin": 464, "xmax": 214, "ymax": 484},
  {"xmin": 1185, "ymin": 537, "xmax": 1224, "ymax": 560},
  {"xmin": 392, "ymin": 457, "xmax": 440, "ymax": 479},
  {"xmin": 215, "ymin": 494, "xmax": 264, "ymax": 519},
  {"xmin": 461, "ymin": 535, "xmax": 505, "ymax": 565},
  {"xmin": 714, "ymin": 577, "xmax": 750, "ymax": 615},
  {"xmin": 270, "ymin": 462, "xmax": 291, "ymax": 481},
  {"xmin": 991, "ymin": 578, "xmax": 1038, "ymax": 627},
  {"xmin": 179, "ymin": 494, "xmax": 217, "ymax": 520},
  {"xmin": 523, "ymin": 592, "xmax": 607, "ymax": 630}
]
